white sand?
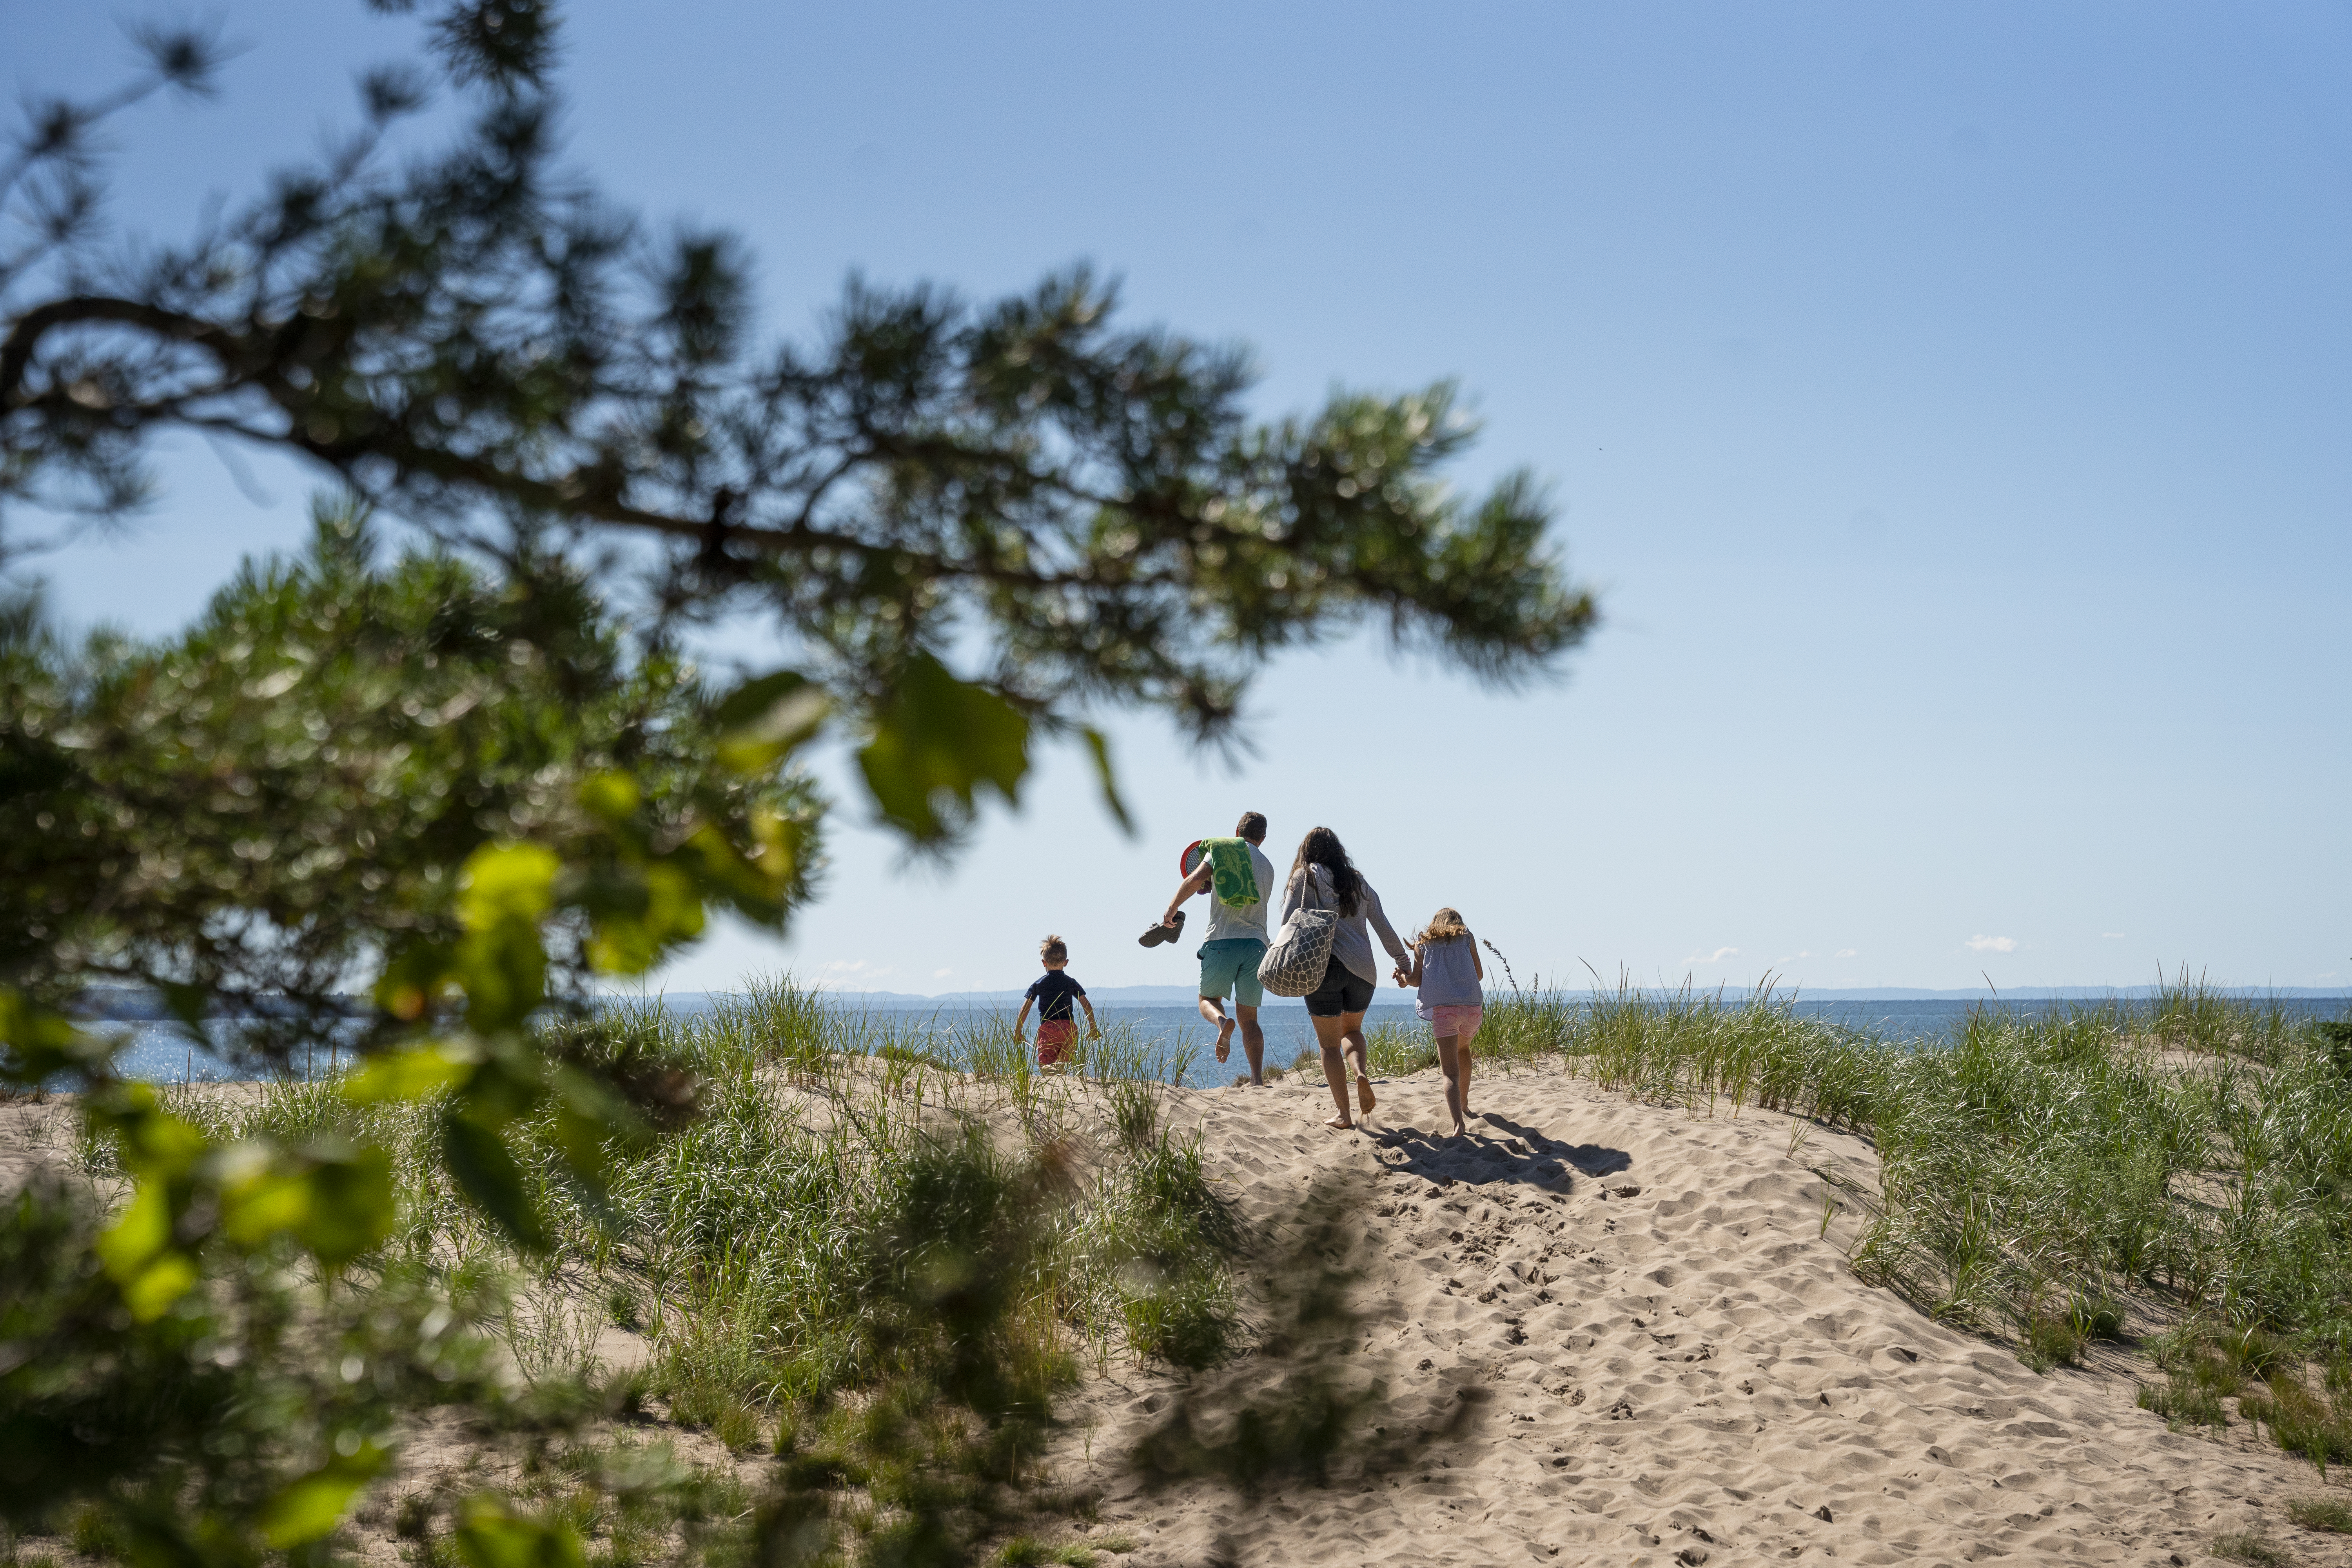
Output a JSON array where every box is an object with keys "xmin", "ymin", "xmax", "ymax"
[{"xmin": 1048, "ymin": 1062, "xmax": 2352, "ymax": 1568}]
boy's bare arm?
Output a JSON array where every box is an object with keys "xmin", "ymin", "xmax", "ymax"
[
  {"xmin": 1161, "ymin": 864, "xmax": 1213, "ymax": 927},
  {"xmin": 1014, "ymin": 998, "xmax": 1033, "ymax": 1038},
  {"xmin": 1081, "ymin": 996, "xmax": 1100, "ymax": 1036}
]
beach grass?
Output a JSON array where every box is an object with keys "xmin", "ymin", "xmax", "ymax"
[
  {"xmin": 66, "ymin": 969, "xmax": 2352, "ymax": 1501},
  {"xmin": 76, "ymin": 980, "xmax": 1248, "ymax": 1514}
]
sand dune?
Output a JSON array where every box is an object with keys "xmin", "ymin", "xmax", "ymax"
[
  {"xmin": 1051, "ymin": 1062, "xmax": 2352, "ymax": 1568},
  {"xmin": 11, "ymin": 1057, "xmax": 2351, "ymax": 1566}
]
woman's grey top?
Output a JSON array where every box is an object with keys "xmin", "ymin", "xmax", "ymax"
[
  {"xmin": 1415, "ymin": 935, "xmax": 1483, "ymax": 1008},
  {"xmin": 1282, "ymin": 863, "xmax": 1412, "ymax": 986}
]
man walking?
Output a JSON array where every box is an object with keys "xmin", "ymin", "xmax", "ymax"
[{"xmin": 1154, "ymin": 811, "xmax": 1277, "ymax": 1085}]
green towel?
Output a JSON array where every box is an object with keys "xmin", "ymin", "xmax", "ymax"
[{"xmin": 1201, "ymin": 837, "xmax": 1260, "ymax": 907}]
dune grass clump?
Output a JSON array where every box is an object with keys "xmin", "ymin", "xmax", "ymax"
[
  {"xmin": 2210, "ymin": 1533, "xmax": 2295, "ymax": 1567},
  {"xmin": 391, "ymin": 1440, "xmax": 756, "ymax": 1568},
  {"xmin": 2287, "ymin": 1495, "xmax": 2352, "ymax": 1532},
  {"xmin": 994, "ymin": 1535, "xmax": 1111, "ymax": 1565},
  {"xmin": 1365, "ymin": 1018, "xmax": 1438, "ymax": 1078}
]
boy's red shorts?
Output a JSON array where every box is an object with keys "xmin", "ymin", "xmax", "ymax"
[{"xmin": 1036, "ymin": 1018, "xmax": 1076, "ymax": 1065}]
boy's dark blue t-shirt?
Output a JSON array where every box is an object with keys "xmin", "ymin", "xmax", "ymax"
[{"xmin": 1026, "ymin": 970, "xmax": 1086, "ymax": 1022}]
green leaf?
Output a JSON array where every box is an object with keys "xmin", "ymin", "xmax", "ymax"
[
  {"xmin": 376, "ymin": 940, "xmax": 459, "ymax": 1024},
  {"xmin": 97, "ymin": 1179, "xmax": 201, "ymax": 1320},
  {"xmin": 441, "ymin": 1109, "xmax": 549, "ymax": 1251},
  {"xmin": 716, "ymin": 669, "xmax": 829, "ymax": 774},
  {"xmin": 455, "ymin": 1498, "xmax": 586, "ymax": 1568},
  {"xmin": 345, "ymin": 1041, "xmax": 477, "ymax": 1103},
  {"xmin": 458, "ymin": 842, "xmax": 563, "ymax": 931},
  {"xmin": 296, "ymin": 1145, "xmax": 398, "ymax": 1267},
  {"xmin": 212, "ymin": 1140, "xmax": 394, "ymax": 1267},
  {"xmin": 576, "ymin": 769, "xmax": 642, "ymax": 823},
  {"xmin": 855, "ymin": 654, "xmax": 1030, "ymax": 844},
  {"xmin": 91, "ymin": 1083, "xmax": 210, "ymax": 1176},
  {"xmin": 120, "ymin": 1251, "xmax": 202, "ymax": 1323},
  {"xmin": 541, "ymin": 1065, "xmax": 641, "ymax": 1199},
  {"xmin": 158, "ymin": 979, "xmax": 210, "ymax": 1031},
  {"xmin": 0, "ymin": 986, "xmax": 103, "ymax": 1085},
  {"xmin": 457, "ymin": 917, "xmax": 550, "ymax": 1034},
  {"xmin": 258, "ymin": 1436, "xmax": 389, "ymax": 1547},
  {"xmin": 1079, "ymin": 725, "xmax": 1133, "ymax": 835},
  {"xmin": 584, "ymin": 860, "xmax": 706, "ymax": 976}
]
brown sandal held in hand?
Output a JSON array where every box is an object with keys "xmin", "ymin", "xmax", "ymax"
[{"xmin": 1137, "ymin": 909, "xmax": 1186, "ymax": 947}]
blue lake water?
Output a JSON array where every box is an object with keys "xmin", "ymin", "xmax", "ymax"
[{"xmin": 93, "ymin": 993, "xmax": 2352, "ymax": 1092}]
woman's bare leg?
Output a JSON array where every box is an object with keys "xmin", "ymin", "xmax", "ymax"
[
  {"xmin": 1338, "ymin": 1009, "xmax": 1375, "ymax": 1114},
  {"xmin": 1436, "ymin": 1034, "xmax": 1466, "ymax": 1135},
  {"xmin": 1313, "ymin": 1011, "xmax": 1352, "ymax": 1127},
  {"xmin": 1458, "ymin": 1042, "xmax": 1475, "ymax": 1122}
]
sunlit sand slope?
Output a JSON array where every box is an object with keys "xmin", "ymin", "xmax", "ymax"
[{"xmin": 1055, "ymin": 1065, "xmax": 2350, "ymax": 1568}]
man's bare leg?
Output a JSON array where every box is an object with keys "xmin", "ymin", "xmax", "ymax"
[
  {"xmin": 1237, "ymin": 1004, "xmax": 1265, "ymax": 1085},
  {"xmin": 1200, "ymin": 995, "xmax": 1236, "ymax": 1063}
]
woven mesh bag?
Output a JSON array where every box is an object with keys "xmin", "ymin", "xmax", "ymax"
[{"xmin": 1257, "ymin": 871, "xmax": 1341, "ymax": 998}]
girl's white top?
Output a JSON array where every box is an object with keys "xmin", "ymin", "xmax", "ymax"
[{"xmin": 1415, "ymin": 936, "xmax": 1483, "ymax": 1009}]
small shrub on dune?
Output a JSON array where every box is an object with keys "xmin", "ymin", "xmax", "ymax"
[
  {"xmin": 2210, "ymin": 1533, "xmax": 2295, "ymax": 1566},
  {"xmin": 995, "ymin": 1538, "xmax": 1100, "ymax": 1566},
  {"xmin": 1109, "ymin": 1079, "xmax": 1158, "ymax": 1146},
  {"xmin": 2138, "ymin": 1376, "xmax": 2231, "ymax": 1433},
  {"xmin": 2288, "ymin": 1495, "xmax": 2352, "ymax": 1532}
]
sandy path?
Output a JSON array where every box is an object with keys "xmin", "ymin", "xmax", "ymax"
[{"xmin": 1051, "ymin": 1062, "xmax": 2352, "ymax": 1568}]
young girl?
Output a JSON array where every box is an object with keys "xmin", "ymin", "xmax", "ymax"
[{"xmin": 1404, "ymin": 907, "xmax": 1485, "ymax": 1136}]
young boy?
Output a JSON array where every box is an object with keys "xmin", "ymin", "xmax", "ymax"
[{"xmin": 1014, "ymin": 933, "xmax": 1100, "ymax": 1067}]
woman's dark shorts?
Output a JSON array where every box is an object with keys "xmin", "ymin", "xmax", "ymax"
[{"xmin": 1304, "ymin": 958, "xmax": 1376, "ymax": 1018}]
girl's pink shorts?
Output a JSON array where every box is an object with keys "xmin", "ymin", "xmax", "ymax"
[{"xmin": 1425, "ymin": 1004, "xmax": 1484, "ymax": 1043}]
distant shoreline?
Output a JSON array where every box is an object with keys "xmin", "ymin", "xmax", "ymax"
[
  {"xmin": 69, "ymin": 981, "xmax": 2352, "ymax": 1020},
  {"xmin": 689, "ymin": 983, "xmax": 2352, "ymax": 1009}
]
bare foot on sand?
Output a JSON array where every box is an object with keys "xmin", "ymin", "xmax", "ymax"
[
  {"xmin": 1323, "ymin": 1112, "xmax": 1354, "ymax": 1130},
  {"xmin": 1357, "ymin": 1075, "xmax": 1377, "ymax": 1116},
  {"xmin": 1214, "ymin": 1018, "xmax": 1234, "ymax": 1063}
]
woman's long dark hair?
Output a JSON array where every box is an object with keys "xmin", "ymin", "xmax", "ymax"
[{"xmin": 1292, "ymin": 826, "xmax": 1363, "ymax": 916}]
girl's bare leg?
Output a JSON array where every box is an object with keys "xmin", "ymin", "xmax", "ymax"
[
  {"xmin": 1459, "ymin": 1042, "xmax": 1475, "ymax": 1122},
  {"xmin": 1436, "ymin": 1034, "xmax": 1466, "ymax": 1135},
  {"xmin": 1313, "ymin": 1011, "xmax": 1353, "ymax": 1127},
  {"xmin": 1340, "ymin": 1009, "xmax": 1374, "ymax": 1114}
]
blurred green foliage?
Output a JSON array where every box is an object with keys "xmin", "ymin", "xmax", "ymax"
[
  {"xmin": 0, "ymin": 0, "xmax": 1598, "ymax": 1561},
  {"xmin": 2, "ymin": 497, "xmax": 820, "ymax": 1041}
]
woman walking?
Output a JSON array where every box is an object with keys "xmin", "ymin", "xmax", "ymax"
[{"xmin": 1280, "ymin": 826, "xmax": 1412, "ymax": 1130}]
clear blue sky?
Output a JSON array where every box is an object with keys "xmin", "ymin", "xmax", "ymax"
[{"xmin": 9, "ymin": 1, "xmax": 2348, "ymax": 993}]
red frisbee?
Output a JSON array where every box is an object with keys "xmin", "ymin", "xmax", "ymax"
[{"xmin": 1179, "ymin": 839, "xmax": 1204, "ymax": 877}]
